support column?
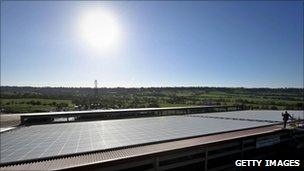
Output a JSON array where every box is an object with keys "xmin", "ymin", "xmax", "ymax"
[
  {"xmin": 241, "ymin": 139, "xmax": 244, "ymax": 159},
  {"xmin": 205, "ymin": 147, "xmax": 208, "ymax": 171},
  {"xmin": 154, "ymin": 157, "xmax": 159, "ymax": 171}
]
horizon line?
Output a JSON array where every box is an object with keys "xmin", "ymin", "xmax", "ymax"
[{"xmin": 1, "ymin": 85, "xmax": 303, "ymax": 89}]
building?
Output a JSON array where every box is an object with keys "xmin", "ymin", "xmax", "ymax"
[{"xmin": 0, "ymin": 109, "xmax": 303, "ymax": 170}]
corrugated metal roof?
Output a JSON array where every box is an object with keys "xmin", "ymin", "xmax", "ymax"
[{"xmin": 0, "ymin": 125, "xmax": 282, "ymax": 170}]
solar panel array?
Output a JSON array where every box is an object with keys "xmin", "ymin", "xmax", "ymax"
[
  {"xmin": 0, "ymin": 114, "xmax": 275, "ymax": 164},
  {"xmin": 190, "ymin": 110, "xmax": 304, "ymax": 122}
]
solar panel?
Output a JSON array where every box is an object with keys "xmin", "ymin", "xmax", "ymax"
[
  {"xmin": 0, "ymin": 114, "xmax": 275, "ymax": 164},
  {"xmin": 190, "ymin": 110, "xmax": 304, "ymax": 122}
]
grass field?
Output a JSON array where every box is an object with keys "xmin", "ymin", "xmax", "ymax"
[
  {"xmin": 1, "ymin": 87, "xmax": 303, "ymax": 113},
  {"xmin": 0, "ymin": 99, "xmax": 74, "ymax": 113}
]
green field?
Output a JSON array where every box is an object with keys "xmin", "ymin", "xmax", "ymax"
[
  {"xmin": 0, "ymin": 86, "xmax": 303, "ymax": 113},
  {"xmin": 0, "ymin": 98, "xmax": 74, "ymax": 113}
]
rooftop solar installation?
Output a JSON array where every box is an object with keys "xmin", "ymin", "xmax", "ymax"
[
  {"xmin": 190, "ymin": 110, "xmax": 304, "ymax": 122},
  {"xmin": 1, "ymin": 114, "xmax": 274, "ymax": 164}
]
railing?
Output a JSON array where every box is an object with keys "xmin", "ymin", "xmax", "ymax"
[{"xmin": 20, "ymin": 105, "xmax": 243, "ymax": 125}]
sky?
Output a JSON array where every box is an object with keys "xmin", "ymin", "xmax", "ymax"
[{"xmin": 1, "ymin": 1, "xmax": 303, "ymax": 88}]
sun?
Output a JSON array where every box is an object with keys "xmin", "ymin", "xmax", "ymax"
[{"xmin": 79, "ymin": 9, "xmax": 120, "ymax": 51}]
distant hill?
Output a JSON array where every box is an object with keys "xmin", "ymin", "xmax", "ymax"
[{"xmin": 1, "ymin": 86, "xmax": 303, "ymax": 113}]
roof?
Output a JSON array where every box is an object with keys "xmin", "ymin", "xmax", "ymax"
[
  {"xmin": 0, "ymin": 125, "xmax": 283, "ymax": 170},
  {"xmin": 1, "ymin": 110, "xmax": 302, "ymax": 169},
  {"xmin": 190, "ymin": 110, "xmax": 304, "ymax": 122},
  {"xmin": 4, "ymin": 105, "xmax": 234, "ymax": 117}
]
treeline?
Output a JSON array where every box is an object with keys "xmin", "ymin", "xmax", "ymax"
[
  {"xmin": 3, "ymin": 100, "xmax": 69, "ymax": 107},
  {"xmin": 0, "ymin": 86, "xmax": 303, "ymax": 113},
  {"xmin": 1, "ymin": 86, "xmax": 302, "ymax": 98}
]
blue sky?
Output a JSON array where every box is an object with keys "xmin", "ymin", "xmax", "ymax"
[{"xmin": 1, "ymin": 1, "xmax": 303, "ymax": 88}]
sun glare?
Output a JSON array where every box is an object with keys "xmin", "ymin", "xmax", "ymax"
[{"xmin": 80, "ymin": 9, "xmax": 120, "ymax": 51}]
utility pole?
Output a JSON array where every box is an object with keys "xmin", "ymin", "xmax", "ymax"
[
  {"xmin": 94, "ymin": 80, "xmax": 98, "ymax": 109},
  {"xmin": 94, "ymin": 80, "xmax": 98, "ymax": 93}
]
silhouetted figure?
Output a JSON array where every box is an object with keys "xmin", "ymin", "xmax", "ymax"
[{"xmin": 282, "ymin": 111, "xmax": 293, "ymax": 128}]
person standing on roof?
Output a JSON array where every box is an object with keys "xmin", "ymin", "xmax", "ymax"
[{"xmin": 282, "ymin": 111, "xmax": 293, "ymax": 128}]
